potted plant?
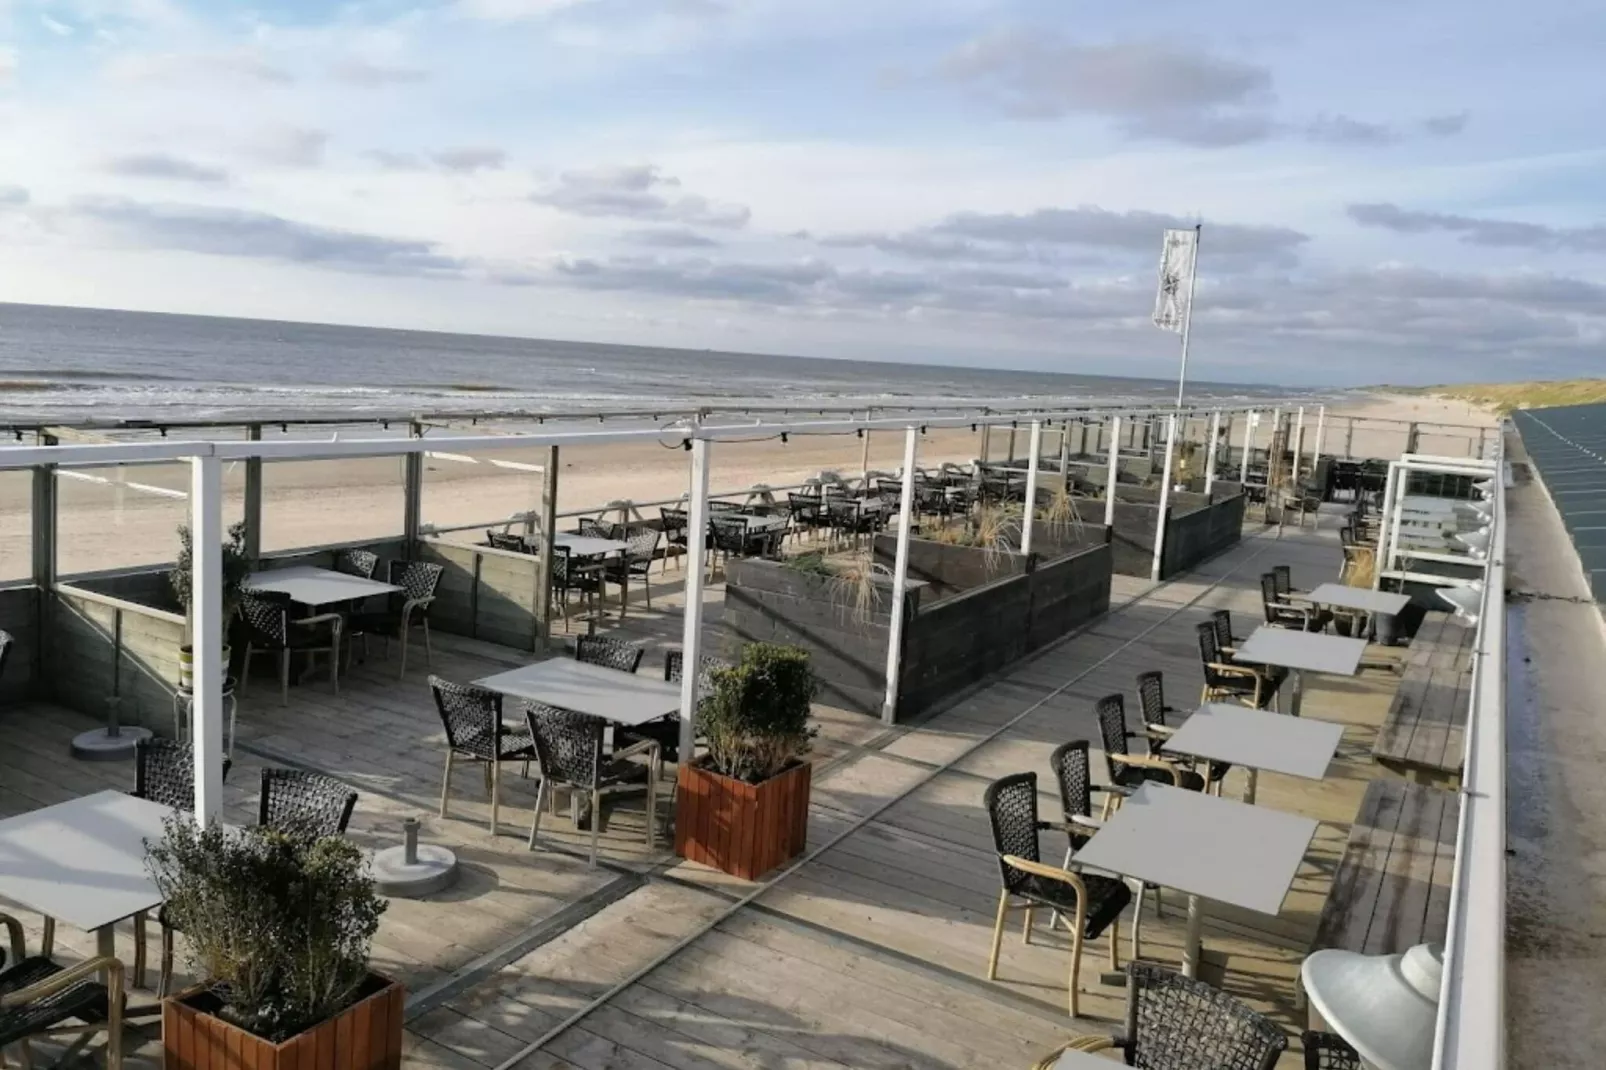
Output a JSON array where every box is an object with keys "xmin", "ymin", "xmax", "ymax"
[
  {"xmin": 148, "ymin": 817, "xmax": 400, "ymax": 1069},
  {"xmin": 170, "ymin": 520, "xmax": 253, "ymax": 688},
  {"xmin": 674, "ymin": 643, "xmax": 817, "ymax": 880}
]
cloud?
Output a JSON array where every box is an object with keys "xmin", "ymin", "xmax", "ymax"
[
  {"xmin": 532, "ymin": 165, "xmax": 751, "ymax": 228},
  {"xmin": 105, "ymin": 153, "xmax": 230, "ymax": 185},
  {"xmin": 106, "ymin": 50, "xmax": 293, "ymax": 87},
  {"xmin": 0, "ymin": 47, "xmax": 16, "ymax": 83},
  {"xmin": 1305, "ymin": 114, "xmax": 1395, "ymax": 146},
  {"xmin": 248, "ymin": 128, "xmax": 329, "ymax": 168},
  {"xmin": 0, "ymin": 186, "xmax": 29, "ymax": 208},
  {"xmin": 71, "ymin": 199, "xmax": 466, "ymax": 277},
  {"xmin": 1346, "ymin": 203, "xmax": 1606, "ymax": 252},
  {"xmin": 820, "ymin": 230, "xmax": 1025, "ymax": 262},
  {"xmin": 330, "ymin": 59, "xmax": 429, "ymax": 86},
  {"xmin": 364, "ymin": 150, "xmax": 422, "ymax": 171},
  {"xmin": 430, "ymin": 147, "xmax": 507, "ymax": 173},
  {"xmin": 41, "ymin": 14, "xmax": 75, "ymax": 36},
  {"xmin": 625, "ymin": 227, "xmax": 724, "ymax": 248},
  {"xmin": 456, "ymin": 0, "xmax": 594, "ymax": 20},
  {"xmin": 1420, "ymin": 112, "xmax": 1469, "ymax": 137},
  {"xmin": 933, "ymin": 206, "xmax": 1309, "ymax": 262}
]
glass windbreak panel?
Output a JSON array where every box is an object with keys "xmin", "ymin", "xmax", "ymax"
[
  {"xmin": 0, "ymin": 470, "xmax": 30, "ymax": 583},
  {"xmin": 420, "ymin": 444, "xmax": 550, "ymax": 537},
  {"xmin": 56, "ymin": 461, "xmax": 194, "ymax": 578},
  {"xmin": 261, "ymin": 455, "xmax": 405, "ymax": 553}
]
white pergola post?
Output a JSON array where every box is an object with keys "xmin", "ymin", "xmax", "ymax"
[
  {"xmin": 676, "ymin": 437, "xmax": 713, "ymax": 761},
  {"xmin": 1239, "ymin": 409, "xmax": 1254, "ymax": 483},
  {"xmin": 190, "ymin": 454, "xmax": 225, "ymax": 825},
  {"xmin": 1203, "ymin": 409, "xmax": 1221, "ymax": 496},
  {"xmin": 1374, "ymin": 461, "xmax": 1401, "ymax": 591},
  {"xmin": 1020, "ymin": 420, "xmax": 1043, "ymax": 557},
  {"xmin": 1150, "ymin": 413, "xmax": 1179, "ymax": 582},
  {"xmin": 881, "ymin": 427, "xmax": 920, "ymax": 725},
  {"xmin": 1312, "ymin": 405, "xmax": 1326, "ymax": 471},
  {"xmin": 1103, "ymin": 414, "xmax": 1121, "ymax": 528}
]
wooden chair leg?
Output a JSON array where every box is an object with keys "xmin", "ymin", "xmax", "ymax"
[
  {"xmin": 1108, "ymin": 918, "xmax": 1121, "ymax": 970},
  {"xmin": 423, "ymin": 620, "xmax": 433, "ymax": 666},
  {"xmin": 985, "ymin": 889, "xmax": 1009, "ymax": 980},
  {"xmin": 490, "ymin": 759, "xmax": 501, "ymax": 836},
  {"xmin": 439, "ymin": 751, "xmax": 455, "ymax": 818},
  {"xmin": 397, "ymin": 625, "xmax": 409, "ymax": 680},
  {"xmin": 278, "ymin": 650, "xmax": 290, "ymax": 706},
  {"xmin": 527, "ymin": 779, "xmax": 548, "ymax": 850},
  {"xmin": 1068, "ymin": 919, "xmax": 1085, "ymax": 1018},
  {"xmin": 1022, "ymin": 906, "xmax": 1034, "ymax": 944},
  {"xmin": 589, "ymin": 787, "xmax": 601, "ymax": 867},
  {"xmin": 132, "ymin": 912, "xmax": 148, "ymax": 991}
]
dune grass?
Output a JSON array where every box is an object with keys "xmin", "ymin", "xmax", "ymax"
[{"xmin": 1390, "ymin": 379, "xmax": 1606, "ymax": 414}]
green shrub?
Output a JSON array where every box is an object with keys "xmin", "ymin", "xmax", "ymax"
[
  {"xmin": 170, "ymin": 520, "xmax": 254, "ymax": 622},
  {"xmin": 147, "ymin": 819, "xmax": 386, "ymax": 1042},
  {"xmin": 701, "ymin": 643, "xmax": 817, "ymax": 784}
]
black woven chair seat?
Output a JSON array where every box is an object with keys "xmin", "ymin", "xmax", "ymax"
[
  {"xmin": 1117, "ymin": 765, "xmax": 1205, "ymax": 792},
  {"xmin": 1018, "ymin": 873, "xmax": 1131, "ymax": 940},
  {"xmin": 0, "ymin": 958, "xmax": 110, "ymax": 1046},
  {"xmin": 455, "ymin": 722, "xmax": 535, "ymax": 760},
  {"xmin": 618, "ymin": 718, "xmax": 679, "ymax": 760},
  {"xmin": 598, "ymin": 757, "xmax": 650, "ymax": 787}
]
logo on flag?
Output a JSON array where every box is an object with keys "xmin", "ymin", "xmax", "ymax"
[{"xmin": 1152, "ymin": 228, "xmax": 1198, "ymax": 333}]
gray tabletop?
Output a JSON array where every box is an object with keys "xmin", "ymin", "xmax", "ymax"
[
  {"xmin": 247, "ymin": 565, "xmax": 402, "ymax": 607},
  {"xmin": 735, "ymin": 514, "xmax": 789, "ymax": 532},
  {"xmin": 1236, "ymin": 626, "xmax": 1368, "ymax": 677},
  {"xmin": 1163, "ymin": 704, "xmax": 1345, "ymax": 780},
  {"xmin": 474, "ymin": 658, "xmax": 681, "ymax": 726},
  {"xmin": 0, "ymin": 791, "xmax": 175, "ymax": 932},
  {"xmin": 1306, "ymin": 583, "xmax": 1413, "ymax": 616},
  {"xmin": 1073, "ymin": 783, "xmax": 1318, "ymax": 915},
  {"xmin": 1052, "ymin": 1049, "xmax": 1120, "ymax": 1068},
  {"xmin": 554, "ymin": 533, "xmax": 629, "ymax": 558}
]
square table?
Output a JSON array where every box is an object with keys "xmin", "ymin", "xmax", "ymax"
[
  {"xmin": 1162, "ymin": 703, "xmax": 1344, "ymax": 804},
  {"xmin": 247, "ymin": 565, "xmax": 402, "ymax": 608},
  {"xmin": 1073, "ymin": 783, "xmax": 1318, "ymax": 978},
  {"xmin": 554, "ymin": 533, "xmax": 633, "ymax": 614},
  {"xmin": 1234, "ymin": 626, "xmax": 1367, "ymax": 716},
  {"xmin": 0, "ymin": 791, "xmax": 175, "ymax": 969},
  {"xmin": 474, "ymin": 658, "xmax": 681, "ymax": 727},
  {"xmin": 1306, "ymin": 583, "xmax": 1412, "ymax": 618},
  {"xmin": 735, "ymin": 513, "xmax": 790, "ymax": 534}
]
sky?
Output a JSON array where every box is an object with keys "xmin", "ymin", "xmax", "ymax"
[{"xmin": 0, "ymin": 0, "xmax": 1602, "ymax": 386}]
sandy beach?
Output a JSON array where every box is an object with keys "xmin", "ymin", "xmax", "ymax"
[{"xmin": 0, "ymin": 392, "xmax": 1497, "ymax": 581}]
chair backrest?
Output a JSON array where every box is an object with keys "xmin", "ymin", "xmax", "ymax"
[
  {"xmin": 659, "ymin": 507, "xmax": 688, "ymax": 533},
  {"xmin": 1124, "ymin": 962, "xmax": 1288, "ymax": 1070},
  {"xmin": 665, "ymin": 650, "xmax": 730, "ymax": 689},
  {"xmin": 1259, "ymin": 573, "xmax": 1281, "ymax": 622},
  {"xmin": 1210, "ymin": 610, "xmax": 1236, "ymax": 653},
  {"xmin": 787, "ymin": 493, "xmax": 820, "ymax": 522},
  {"xmin": 337, "ymin": 549, "xmax": 380, "ymax": 579},
  {"xmin": 259, "ymin": 768, "xmax": 357, "ymax": 838},
  {"xmin": 428, "ymin": 675, "xmax": 503, "ymax": 759},
  {"xmin": 239, "ymin": 590, "xmax": 291, "ymax": 646},
  {"xmin": 1049, "ymin": 740, "xmax": 1094, "ymax": 828},
  {"xmin": 982, "ymin": 771, "xmax": 1040, "ymax": 895},
  {"xmin": 551, "ymin": 544, "xmax": 573, "ymax": 585},
  {"xmin": 0, "ymin": 629, "xmax": 12, "ymax": 682},
  {"xmin": 524, "ymin": 703, "xmax": 604, "ymax": 789},
  {"xmin": 1095, "ymin": 694, "xmax": 1130, "ymax": 782},
  {"xmin": 390, "ymin": 560, "xmax": 445, "ymax": 606},
  {"xmin": 1272, "ymin": 565, "xmax": 1293, "ymax": 598},
  {"xmin": 487, "ymin": 532, "xmax": 526, "ymax": 553},
  {"xmin": 1135, "ymin": 671, "xmax": 1168, "ymax": 730},
  {"xmin": 709, "ymin": 515, "xmax": 749, "ymax": 554},
  {"xmin": 1197, "ymin": 621, "xmax": 1227, "ymax": 680},
  {"xmin": 576, "ymin": 635, "xmax": 643, "ymax": 674},
  {"xmin": 135, "ymin": 738, "xmax": 232, "ymax": 812},
  {"xmin": 621, "ymin": 525, "xmax": 660, "ymax": 563},
  {"xmin": 1300, "ymin": 1031, "xmax": 1362, "ymax": 1070},
  {"xmin": 707, "ymin": 500, "xmax": 740, "ymax": 513}
]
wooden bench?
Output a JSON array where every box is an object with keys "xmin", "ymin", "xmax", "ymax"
[
  {"xmin": 1372, "ymin": 612, "xmax": 1474, "ymax": 786},
  {"xmin": 1311, "ymin": 779, "xmax": 1457, "ymax": 961}
]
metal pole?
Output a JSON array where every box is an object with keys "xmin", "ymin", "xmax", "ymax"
[
  {"xmin": 536, "ymin": 446, "xmax": 559, "ymax": 649},
  {"xmin": 1104, "ymin": 415, "xmax": 1121, "ymax": 528},
  {"xmin": 1293, "ymin": 406, "xmax": 1306, "ymax": 478},
  {"xmin": 1175, "ymin": 222, "xmax": 1201, "ymax": 408},
  {"xmin": 1384, "ymin": 463, "xmax": 1411, "ymax": 587},
  {"xmin": 676, "ymin": 437, "xmax": 713, "ymax": 761},
  {"xmin": 1239, "ymin": 410, "xmax": 1253, "ymax": 484},
  {"xmin": 1204, "ymin": 410, "xmax": 1220, "ymax": 496},
  {"xmin": 1151, "ymin": 413, "xmax": 1179, "ymax": 581},
  {"xmin": 1021, "ymin": 421, "xmax": 1043, "ymax": 557},
  {"xmin": 881, "ymin": 427, "xmax": 920, "ymax": 725},
  {"xmin": 1346, "ymin": 417, "xmax": 1355, "ymax": 459},
  {"xmin": 1057, "ymin": 423, "xmax": 1071, "ymax": 480},
  {"xmin": 190, "ymin": 455, "xmax": 224, "ymax": 825},
  {"xmin": 403, "ymin": 420, "xmax": 424, "ymax": 557},
  {"xmin": 1312, "ymin": 405, "xmax": 1326, "ymax": 472},
  {"xmin": 859, "ymin": 408, "xmax": 873, "ymax": 488},
  {"xmin": 1006, "ymin": 423, "xmax": 1017, "ymax": 464},
  {"xmin": 1374, "ymin": 461, "xmax": 1399, "ymax": 590},
  {"xmin": 243, "ymin": 424, "xmax": 262, "ymax": 563}
]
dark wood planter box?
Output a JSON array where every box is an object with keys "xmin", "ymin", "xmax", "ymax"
[
  {"xmin": 674, "ymin": 760, "xmax": 811, "ymax": 880},
  {"xmin": 162, "ymin": 972, "xmax": 404, "ymax": 1070}
]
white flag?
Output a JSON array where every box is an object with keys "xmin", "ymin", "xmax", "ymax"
[{"xmin": 1152, "ymin": 228, "xmax": 1198, "ymax": 333}]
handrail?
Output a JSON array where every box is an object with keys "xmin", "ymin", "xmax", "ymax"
[
  {"xmin": 1432, "ymin": 437, "xmax": 1506, "ymax": 1070},
  {"xmin": 52, "ymin": 581, "xmax": 187, "ymax": 625}
]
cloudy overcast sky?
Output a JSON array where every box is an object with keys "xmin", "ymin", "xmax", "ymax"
[{"xmin": 0, "ymin": 0, "xmax": 1601, "ymax": 385}]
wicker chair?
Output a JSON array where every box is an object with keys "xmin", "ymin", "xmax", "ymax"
[
  {"xmin": 1302, "ymin": 1030, "xmax": 1363, "ymax": 1069},
  {"xmin": 238, "ymin": 590, "xmax": 343, "ymax": 705},
  {"xmin": 258, "ymin": 768, "xmax": 357, "ymax": 839},
  {"xmin": 351, "ymin": 560, "xmax": 443, "ymax": 679},
  {"xmin": 1274, "ymin": 564, "xmax": 1335, "ymax": 632},
  {"xmin": 1197, "ymin": 622, "xmax": 1281, "ymax": 711},
  {"xmin": 658, "ymin": 507, "xmax": 690, "ymax": 570},
  {"xmin": 575, "ymin": 635, "xmax": 643, "ymax": 674},
  {"xmin": 1212, "ymin": 609, "xmax": 1290, "ymax": 692},
  {"xmin": 524, "ymin": 703, "xmax": 660, "ymax": 866},
  {"xmin": 552, "ymin": 544, "xmax": 604, "ymax": 623},
  {"xmin": 486, "ymin": 531, "xmax": 527, "ymax": 553},
  {"xmin": 0, "ymin": 913, "xmax": 126, "ymax": 1070},
  {"xmin": 786, "ymin": 493, "xmax": 827, "ymax": 544},
  {"xmin": 429, "ymin": 676, "xmax": 537, "ymax": 836},
  {"xmin": 1032, "ymin": 962, "xmax": 1287, "ymax": 1069},
  {"xmin": 603, "ymin": 526, "xmax": 662, "ymax": 609},
  {"xmin": 1095, "ymin": 694, "xmax": 1204, "ymax": 797},
  {"xmin": 1048, "ymin": 741, "xmax": 1155, "ymax": 961},
  {"xmin": 982, "ymin": 772, "xmax": 1131, "ymax": 1018},
  {"xmin": 1136, "ymin": 671, "xmax": 1229, "ymax": 796},
  {"xmin": 337, "ymin": 548, "xmax": 379, "ymax": 579},
  {"xmin": 618, "ymin": 650, "xmax": 729, "ymax": 763}
]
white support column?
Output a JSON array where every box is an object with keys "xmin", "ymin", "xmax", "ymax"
[
  {"xmin": 1020, "ymin": 420, "xmax": 1043, "ymax": 557},
  {"xmin": 676, "ymin": 437, "xmax": 713, "ymax": 761},
  {"xmin": 1312, "ymin": 405, "xmax": 1326, "ymax": 471},
  {"xmin": 190, "ymin": 455, "xmax": 225, "ymax": 825},
  {"xmin": 1203, "ymin": 410, "xmax": 1221, "ymax": 496},
  {"xmin": 881, "ymin": 427, "xmax": 920, "ymax": 725},
  {"xmin": 1239, "ymin": 410, "xmax": 1254, "ymax": 484},
  {"xmin": 1150, "ymin": 414, "xmax": 1179, "ymax": 582},
  {"xmin": 1378, "ymin": 462, "xmax": 1407, "ymax": 591},
  {"xmin": 1293, "ymin": 406, "xmax": 1306, "ymax": 474},
  {"xmin": 1103, "ymin": 415, "xmax": 1121, "ymax": 528}
]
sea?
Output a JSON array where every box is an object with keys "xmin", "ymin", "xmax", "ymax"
[{"xmin": 0, "ymin": 302, "xmax": 1315, "ymax": 426}]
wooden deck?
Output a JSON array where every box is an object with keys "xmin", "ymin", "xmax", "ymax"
[{"xmin": 0, "ymin": 521, "xmax": 1411, "ymax": 1069}]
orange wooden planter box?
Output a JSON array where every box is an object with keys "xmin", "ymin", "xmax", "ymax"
[
  {"xmin": 162, "ymin": 973, "xmax": 404, "ymax": 1070},
  {"xmin": 674, "ymin": 760, "xmax": 811, "ymax": 880}
]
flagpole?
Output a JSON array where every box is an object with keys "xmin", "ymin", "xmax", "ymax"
[{"xmin": 1175, "ymin": 222, "xmax": 1201, "ymax": 409}]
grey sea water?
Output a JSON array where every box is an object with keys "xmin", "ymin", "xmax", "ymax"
[{"xmin": 0, "ymin": 302, "xmax": 1307, "ymax": 423}]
